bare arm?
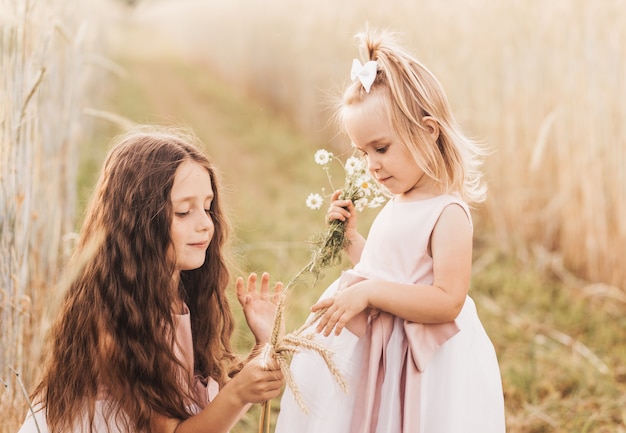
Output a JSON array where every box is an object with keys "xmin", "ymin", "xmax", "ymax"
[
  {"xmin": 152, "ymin": 274, "xmax": 285, "ymax": 433},
  {"xmin": 176, "ymin": 357, "xmax": 282, "ymax": 433},
  {"xmin": 152, "ymin": 356, "xmax": 283, "ymax": 433},
  {"xmin": 313, "ymin": 204, "xmax": 472, "ymax": 335}
]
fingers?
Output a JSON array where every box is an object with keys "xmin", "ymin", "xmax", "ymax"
[
  {"xmin": 272, "ymin": 281, "xmax": 284, "ymax": 304},
  {"xmin": 237, "ymin": 272, "xmax": 283, "ymax": 304},
  {"xmin": 262, "ymin": 372, "xmax": 285, "ymax": 400},
  {"xmin": 236, "ymin": 358, "xmax": 285, "ymax": 403},
  {"xmin": 333, "ymin": 321, "xmax": 346, "ymax": 336},
  {"xmin": 237, "ymin": 273, "xmax": 264, "ymax": 304},
  {"xmin": 314, "ymin": 304, "xmax": 342, "ymax": 336},
  {"xmin": 246, "ymin": 272, "xmax": 258, "ymax": 295},
  {"xmin": 327, "ymin": 206, "xmax": 351, "ymax": 224},
  {"xmin": 251, "ymin": 357, "xmax": 284, "ymax": 390},
  {"xmin": 258, "ymin": 272, "xmax": 283, "ymax": 303},
  {"xmin": 326, "ymin": 191, "xmax": 354, "ymax": 224},
  {"xmin": 258, "ymin": 272, "xmax": 270, "ymax": 296},
  {"xmin": 310, "ymin": 297, "xmax": 332, "ymax": 312},
  {"xmin": 258, "ymin": 362, "xmax": 283, "ymax": 387},
  {"xmin": 327, "ymin": 201, "xmax": 352, "ymax": 216},
  {"xmin": 236, "ymin": 276, "xmax": 250, "ymax": 306}
]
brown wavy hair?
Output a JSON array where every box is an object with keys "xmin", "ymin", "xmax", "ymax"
[{"xmin": 32, "ymin": 125, "xmax": 237, "ymax": 432}]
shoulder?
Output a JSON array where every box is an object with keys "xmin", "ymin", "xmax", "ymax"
[
  {"xmin": 437, "ymin": 194, "xmax": 472, "ymax": 229},
  {"xmin": 431, "ymin": 194, "xmax": 473, "ymax": 243},
  {"xmin": 438, "ymin": 203, "xmax": 471, "ymax": 228},
  {"xmin": 428, "ymin": 202, "xmax": 473, "ymax": 268}
]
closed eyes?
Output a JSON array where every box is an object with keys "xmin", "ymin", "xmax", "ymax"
[
  {"xmin": 375, "ymin": 145, "xmax": 389, "ymax": 154},
  {"xmin": 358, "ymin": 145, "xmax": 389, "ymax": 156},
  {"xmin": 174, "ymin": 208, "xmax": 212, "ymax": 217}
]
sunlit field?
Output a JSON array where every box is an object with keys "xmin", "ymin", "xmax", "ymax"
[
  {"xmin": 135, "ymin": 0, "xmax": 626, "ymax": 291},
  {"xmin": 2, "ymin": 0, "xmax": 625, "ymax": 432},
  {"xmin": 1, "ymin": 0, "xmax": 115, "ymax": 428}
]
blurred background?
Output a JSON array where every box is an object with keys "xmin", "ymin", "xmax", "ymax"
[{"xmin": 1, "ymin": 0, "xmax": 625, "ymax": 431}]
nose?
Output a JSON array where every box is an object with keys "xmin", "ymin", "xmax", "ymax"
[
  {"xmin": 197, "ymin": 210, "xmax": 214, "ymax": 232},
  {"xmin": 366, "ymin": 154, "xmax": 381, "ymax": 173}
]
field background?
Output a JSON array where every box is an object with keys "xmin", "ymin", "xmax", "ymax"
[{"xmin": 2, "ymin": 0, "xmax": 626, "ymax": 432}]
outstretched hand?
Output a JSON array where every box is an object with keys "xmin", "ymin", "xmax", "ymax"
[{"xmin": 236, "ymin": 272, "xmax": 283, "ymax": 345}]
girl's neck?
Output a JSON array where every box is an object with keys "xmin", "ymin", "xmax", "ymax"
[
  {"xmin": 397, "ymin": 177, "xmax": 442, "ymax": 202},
  {"xmin": 171, "ymin": 271, "xmax": 185, "ymax": 314}
]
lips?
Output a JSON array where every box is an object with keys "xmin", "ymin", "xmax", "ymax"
[{"xmin": 189, "ymin": 241, "xmax": 209, "ymax": 249}]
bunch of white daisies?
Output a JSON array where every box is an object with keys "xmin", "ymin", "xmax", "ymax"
[{"xmin": 306, "ymin": 149, "xmax": 386, "ymax": 212}]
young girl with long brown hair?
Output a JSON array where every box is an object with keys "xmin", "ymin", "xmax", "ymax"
[{"xmin": 18, "ymin": 125, "xmax": 284, "ymax": 433}]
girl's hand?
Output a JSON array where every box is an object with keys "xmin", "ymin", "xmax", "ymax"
[
  {"xmin": 227, "ymin": 355, "xmax": 284, "ymax": 405},
  {"xmin": 327, "ymin": 189, "xmax": 358, "ymax": 242},
  {"xmin": 311, "ymin": 281, "xmax": 370, "ymax": 337},
  {"xmin": 166, "ymin": 355, "xmax": 283, "ymax": 433},
  {"xmin": 236, "ymin": 272, "xmax": 283, "ymax": 345}
]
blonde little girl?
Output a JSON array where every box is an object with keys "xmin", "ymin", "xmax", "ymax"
[{"xmin": 276, "ymin": 28, "xmax": 505, "ymax": 433}]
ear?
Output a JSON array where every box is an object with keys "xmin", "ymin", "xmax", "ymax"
[{"xmin": 422, "ymin": 116, "xmax": 440, "ymax": 143}]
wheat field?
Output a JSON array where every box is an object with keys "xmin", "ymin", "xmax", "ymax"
[
  {"xmin": 0, "ymin": 0, "xmax": 117, "ymax": 428},
  {"xmin": 133, "ymin": 0, "xmax": 626, "ymax": 291},
  {"xmin": 1, "ymin": 0, "xmax": 625, "ymax": 431}
]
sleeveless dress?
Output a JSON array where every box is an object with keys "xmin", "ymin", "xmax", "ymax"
[
  {"xmin": 275, "ymin": 194, "xmax": 505, "ymax": 433},
  {"xmin": 16, "ymin": 305, "xmax": 219, "ymax": 433}
]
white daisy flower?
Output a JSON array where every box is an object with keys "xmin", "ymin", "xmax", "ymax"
[
  {"xmin": 368, "ymin": 196, "xmax": 386, "ymax": 208},
  {"xmin": 356, "ymin": 175, "xmax": 373, "ymax": 196},
  {"xmin": 354, "ymin": 198, "xmax": 368, "ymax": 211},
  {"xmin": 314, "ymin": 149, "xmax": 333, "ymax": 165},
  {"xmin": 306, "ymin": 193, "xmax": 324, "ymax": 210},
  {"xmin": 344, "ymin": 156, "xmax": 363, "ymax": 175}
]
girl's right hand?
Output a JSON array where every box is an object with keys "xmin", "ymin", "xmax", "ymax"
[
  {"xmin": 166, "ymin": 355, "xmax": 284, "ymax": 433},
  {"xmin": 228, "ymin": 355, "xmax": 283, "ymax": 405},
  {"xmin": 327, "ymin": 190, "xmax": 358, "ymax": 239}
]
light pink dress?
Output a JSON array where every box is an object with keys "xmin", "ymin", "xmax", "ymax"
[
  {"xmin": 275, "ymin": 194, "xmax": 505, "ymax": 433},
  {"xmin": 17, "ymin": 305, "xmax": 218, "ymax": 433}
]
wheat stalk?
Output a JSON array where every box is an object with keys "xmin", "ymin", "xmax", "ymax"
[
  {"xmin": 0, "ymin": 0, "xmax": 107, "ymax": 429},
  {"xmin": 10, "ymin": 367, "xmax": 41, "ymax": 433},
  {"xmin": 255, "ymin": 150, "xmax": 387, "ymax": 431},
  {"xmin": 254, "ymin": 234, "xmax": 341, "ymax": 431},
  {"xmin": 258, "ymin": 305, "xmax": 347, "ymax": 428}
]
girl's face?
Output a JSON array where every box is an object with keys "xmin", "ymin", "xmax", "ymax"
[
  {"xmin": 169, "ymin": 160, "xmax": 215, "ymax": 273},
  {"xmin": 343, "ymin": 94, "xmax": 438, "ymax": 200}
]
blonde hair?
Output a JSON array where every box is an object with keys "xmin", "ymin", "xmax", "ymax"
[{"xmin": 338, "ymin": 28, "xmax": 487, "ymax": 204}]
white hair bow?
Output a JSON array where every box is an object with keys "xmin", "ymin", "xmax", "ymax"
[{"xmin": 350, "ymin": 59, "xmax": 377, "ymax": 93}]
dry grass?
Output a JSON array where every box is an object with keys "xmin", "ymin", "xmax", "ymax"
[
  {"xmin": 3, "ymin": 0, "xmax": 625, "ymax": 432},
  {"xmin": 133, "ymin": 0, "xmax": 626, "ymax": 292},
  {"xmin": 92, "ymin": 50, "xmax": 625, "ymax": 432},
  {"xmin": 0, "ymin": 0, "xmax": 115, "ymax": 430}
]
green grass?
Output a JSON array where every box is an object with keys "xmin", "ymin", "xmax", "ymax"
[{"xmin": 83, "ymin": 53, "xmax": 626, "ymax": 432}]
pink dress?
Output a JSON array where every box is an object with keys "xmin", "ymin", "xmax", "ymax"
[
  {"xmin": 17, "ymin": 305, "xmax": 218, "ymax": 433},
  {"xmin": 275, "ymin": 194, "xmax": 505, "ymax": 433}
]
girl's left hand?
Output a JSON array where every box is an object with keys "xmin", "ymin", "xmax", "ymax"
[
  {"xmin": 236, "ymin": 272, "xmax": 283, "ymax": 344},
  {"xmin": 311, "ymin": 282, "xmax": 370, "ymax": 337}
]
